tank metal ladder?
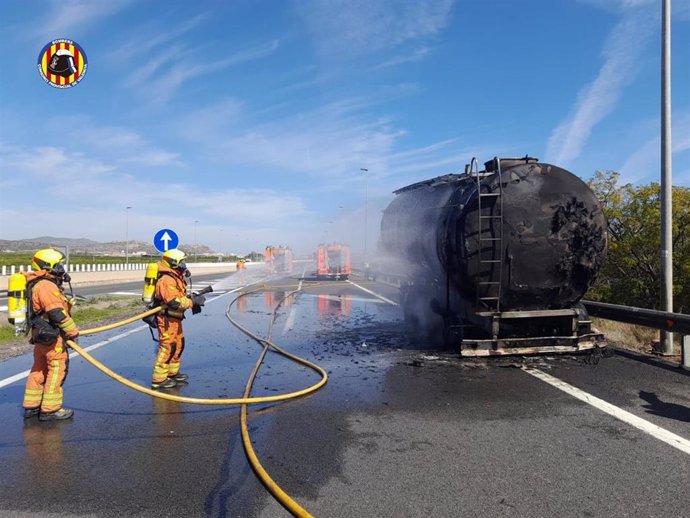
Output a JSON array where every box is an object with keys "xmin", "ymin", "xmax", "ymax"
[{"xmin": 470, "ymin": 157, "xmax": 504, "ymax": 314}]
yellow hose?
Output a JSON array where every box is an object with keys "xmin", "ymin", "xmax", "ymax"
[
  {"xmin": 80, "ymin": 307, "xmax": 161, "ymax": 335},
  {"xmin": 227, "ymin": 288, "xmax": 315, "ymax": 518},
  {"xmin": 68, "ymin": 289, "xmax": 327, "ymax": 406},
  {"xmin": 70, "ymin": 283, "xmax": 326, "ymax": 516},
  {"xmin": 66, "ymin": 338, "xmax": 325, "ymax": 405}
]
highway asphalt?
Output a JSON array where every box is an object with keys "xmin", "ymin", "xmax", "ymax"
[{"xmin": 0, "ymin": 267, "xmax": 688, "ymax": 517}]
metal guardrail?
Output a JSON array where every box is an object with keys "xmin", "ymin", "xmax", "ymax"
[
  {"xmin": 583, "ymin": 300, "xmax": 690, "ymax": 334},
  {"xmin": 582, "ymin": 301, "xmax": 690, "ymax": 369}
]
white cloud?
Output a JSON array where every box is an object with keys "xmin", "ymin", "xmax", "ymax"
[
  {"xmin": 297, "ymin": 0, "xmax": 454, "ymax": 58},
  {"xmin": 374, "ymin": 46, "xmax": 431, "ymax": 70},
  {"xmin": 0, "ymin": 141, "xmax": 309, "ymax": 249},
  {"xmin": 110, "ymin": 13, "xmax": 208, "ymax": 62},
  {"xmin": 578, "ymin": 0, "xmax": 690, "ymax": 19},
  {"xmin": 177, "ymin": 97, "xmax": 405, "ymax": 180},
  {"xmin": 618, "ymin": 113, "xmax": 690, "ymax": 184},
  {"xmin": 1, "ymin": 144, "xmax": 114, "ymax": 179},
  {"xmin": 126, "ymin": 40, "xmax": 280, "ymax": 102},
  {"xmin": 546, "ymin": 6, "xmax": 656, "ymax": 165},
  {"xmin": 23, "ymin": 119, "xmax": 184, "ymax": 169},
  {"xmin": 32, "ymin": 0, "xmax": 131, "ymax": 43}
]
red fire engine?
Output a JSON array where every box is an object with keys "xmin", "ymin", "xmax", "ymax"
[
  {"xmin": 316, "ymin": 243, "xmax": 351, "ymax": 280},
  {"xmin": 265, "ymin": 246, "xmax": 294, "ymax": 274}
]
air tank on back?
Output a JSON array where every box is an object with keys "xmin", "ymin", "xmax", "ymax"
[{"xmin": 380, "ymin": 156, "xmax": 607, "ymax": 352}]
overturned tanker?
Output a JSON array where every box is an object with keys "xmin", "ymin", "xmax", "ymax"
[{"xmin": 380, "ymin": 156, "xmax": 607, "ymax": 356}]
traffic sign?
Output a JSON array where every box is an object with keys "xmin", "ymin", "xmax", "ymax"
[{"xmin": 153, "ymin": 229, "xmax": 179, "ymax": 253}]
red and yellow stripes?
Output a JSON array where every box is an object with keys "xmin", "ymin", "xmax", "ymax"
[{"xmin": 41, "ymin": 41, "xmax": 84, "ymax": 86}]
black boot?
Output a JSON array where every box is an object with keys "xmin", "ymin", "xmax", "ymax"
[
  {"xmin": 39, "ymin": 408, "xmax": 74, "ymax": 421},
  {"xmin": 168, "ymin": 373, "xmax": 188, "ymax": 382},
  {"xmin": 23, "ymin": 407, "xmax": 40, "ymax": 419},
  {"xmin": 151, "ymin": 378, "xmax": 177, "ymax": 390}
]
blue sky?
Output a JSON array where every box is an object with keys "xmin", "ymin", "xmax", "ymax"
[{"xmin": 0, "ymin": 0, "xmax": 688, "ymax": 255}]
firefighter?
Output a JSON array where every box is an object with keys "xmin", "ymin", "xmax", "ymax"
[
  {"xmin": 22, "ymin": 249, "xmax": 79, "ymax": 421},
  {"xmin": 151, "ymin": 249, "xmax": 205, "ymax": 389}
]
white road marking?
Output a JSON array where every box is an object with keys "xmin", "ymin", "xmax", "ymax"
[
  {"xmin": 0, "ymin": 306, "xmax": 7, "ymax": 311},
  {"xmin": 205, "ymin": 285, "xmax": 245, "ymax": 304},
  {"xmin": 283, "ymin": 306, "xmax": 298, "ymax": 333},
  {"xmin": 523, "ymin": 367, "xmax": 690, "ymax": 456},
  {"xmin": 346, "ymin": 280, "xmax": 398, "ymax": 306},
  {"xmin": 279, "ymin": 278, "xmax": 304, "ymax": 333},
  {"xmin": 107, "ymin": 291, "xmax": 139, "ymax": 296},
  {"xmin": 0, "ymin": 325, "xmax": 148, "ymax": 389},
  {"xmin": 303, "ymin": 293, "xmax": 385, "ymax": 304}
]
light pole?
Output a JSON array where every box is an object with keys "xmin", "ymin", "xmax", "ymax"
[
  {"xmin": 360, "ymin": 168, "xmax": 368, "ymax": 268},
  {"xmin": 125, "ymin": 206, "xmax": 132, "ymax": 265},
  {"xmin": 660, "ymin": 0, "xmax": 673, "ymax": 355},
  {"xmin": 193, "ymin": 220, "xmax": 199, "ymax": 261}
]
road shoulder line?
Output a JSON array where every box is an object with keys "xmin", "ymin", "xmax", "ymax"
[
  {"xmin": 346, "ymin": 280, "xmax": 398, "ymax": 306},
  {"xmin": 523, "ymin": 367, "xmax": 690, "ymax": 455}
]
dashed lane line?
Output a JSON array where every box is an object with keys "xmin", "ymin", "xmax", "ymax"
[
  {"xmin": 346, "ymin": 280, "xmax": 398, "ymax": 306},
  {"xmin": 523, "ymin": 367, "xmax": 690, "ymax": 456},
  {"xmin": 282, "ymin": 306, "xmax": 298, "ymax": 334}
]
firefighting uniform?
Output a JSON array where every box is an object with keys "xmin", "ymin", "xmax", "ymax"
[
  {"xmin": 22, "ymin": 271, "xmax": 79, "ymax": 413},
  {"xmin": 152, "ymin": 263, "xmax": 193, "ymax": 383}
]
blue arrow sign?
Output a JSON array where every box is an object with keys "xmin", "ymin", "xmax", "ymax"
[{"xmin": 153, "ymin": 228, "xmax": 179, "ymax": 253}]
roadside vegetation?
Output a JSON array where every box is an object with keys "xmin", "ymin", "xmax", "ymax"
[
  {"xmin": 587, "ymin": 171, "xmax": 690, "ymax": 313},
  {"xmin": 0, "ymin": 296, "xmax": 143, "ymax": 349},
  {"xmin": 586, "ymin": 171, "xmax": 690, "ymax": 354}
]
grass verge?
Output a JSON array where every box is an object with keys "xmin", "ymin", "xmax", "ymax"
[{"xmin": 593, "ymin": 317, "xmax": 682, "ymax": 356}]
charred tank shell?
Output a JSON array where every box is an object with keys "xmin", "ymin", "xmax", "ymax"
[{"xmin": 380, "ymin": 159, "xmax": 607, "ymax": 313}]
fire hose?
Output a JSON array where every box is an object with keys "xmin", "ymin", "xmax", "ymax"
[{"xmin": 66, "ymin": 285, "xmax": 324, "ymax": 517}]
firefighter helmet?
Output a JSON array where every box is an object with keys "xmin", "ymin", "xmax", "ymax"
[
  {"xmin": 48, "ymin": 49, "xmax": 78, "ymax": 78},
  {"xmin": 31, "ymin": 248, "xmax": 66, "ymax": 274},
  {"xmin": 162, "ymin": 249, "xmax": 187, "ymax": 269}
]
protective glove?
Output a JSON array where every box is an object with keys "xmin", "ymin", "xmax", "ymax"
[
  {"xmin": 192, "ymin": 304, "xmax": 202, "ymax": 315},
  {"xmin": 191, "ymin": 294, "xmax": 206, "ymax": 307},
  {"xmin": 66, "ymin": 329, "xmax": 79, "ymax": 340},
  {"xmin": 66, "ymin": 296, "xmax": 78, "ymax": 307}
]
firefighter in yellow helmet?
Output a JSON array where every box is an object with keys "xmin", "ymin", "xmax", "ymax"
[
  {"xmin": 22, "ymin": 249, "xmax": 79, "ymax": 421},
  {"xmin": 150, "ymin": 249, "xmax": 205, "ymax": 389}
]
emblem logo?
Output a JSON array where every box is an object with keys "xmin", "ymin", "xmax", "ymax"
[{"xmin": 37, "ymin": 39, "xmax": 88, "ymax": 88}]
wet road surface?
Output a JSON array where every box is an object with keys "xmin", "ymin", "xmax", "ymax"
[{"xmin": 0, "ymin": 267, "xmax": 689, "ymax": 517}]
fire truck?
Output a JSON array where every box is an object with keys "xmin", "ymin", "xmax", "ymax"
[
  {"xmin": 316, "ymin": 243, "xmax": 351, "ymax": 280},
  {"xmin": 265, "ymin": 246, "xmax": 293, "ymax": 274}
]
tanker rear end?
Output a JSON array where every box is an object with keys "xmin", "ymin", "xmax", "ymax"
[{"xmin": 379, "ymin": 156, "xmax": 607, "ymax": 356}]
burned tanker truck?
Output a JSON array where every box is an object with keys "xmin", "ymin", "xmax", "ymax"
[{"xmin": 379, "ymin": 156, "xmax": 607, "ymax": 356}]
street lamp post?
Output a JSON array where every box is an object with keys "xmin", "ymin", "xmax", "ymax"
[
  {"xmin": 360, "ymin": 168, "xmax": 368, "ymax": 269},
  {"xmin": 660, "ymin": 0, "xmax": 673, "ymax": 355},
  {"xmin": 194, "ymin": 220, "xmax": 199, "ymax": 261},
  {"xmin": 125, "ymin": 206, "xmax": 132, "ymax": 266}
]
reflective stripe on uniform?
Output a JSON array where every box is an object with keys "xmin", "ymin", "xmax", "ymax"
[
  {"xmin": 47, "ymin": 359, "xmax": 61, "ymax": 396},
  {"xmin": 58, "ymin": 317, "xmax": 77, "ymax": 333}
]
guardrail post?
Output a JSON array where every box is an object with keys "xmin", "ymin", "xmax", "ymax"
[
  {"xmin": 1, "ymin": 266, "xmax": 5, "ymax": 276},
  {"xmin": 683, "ymin": 335, "xmax": 690, "ymax": 371}
]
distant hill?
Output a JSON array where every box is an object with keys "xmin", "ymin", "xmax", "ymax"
[{"xmin": 0, "ymin": 237, "xmax": 214, "ymax": 255}]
